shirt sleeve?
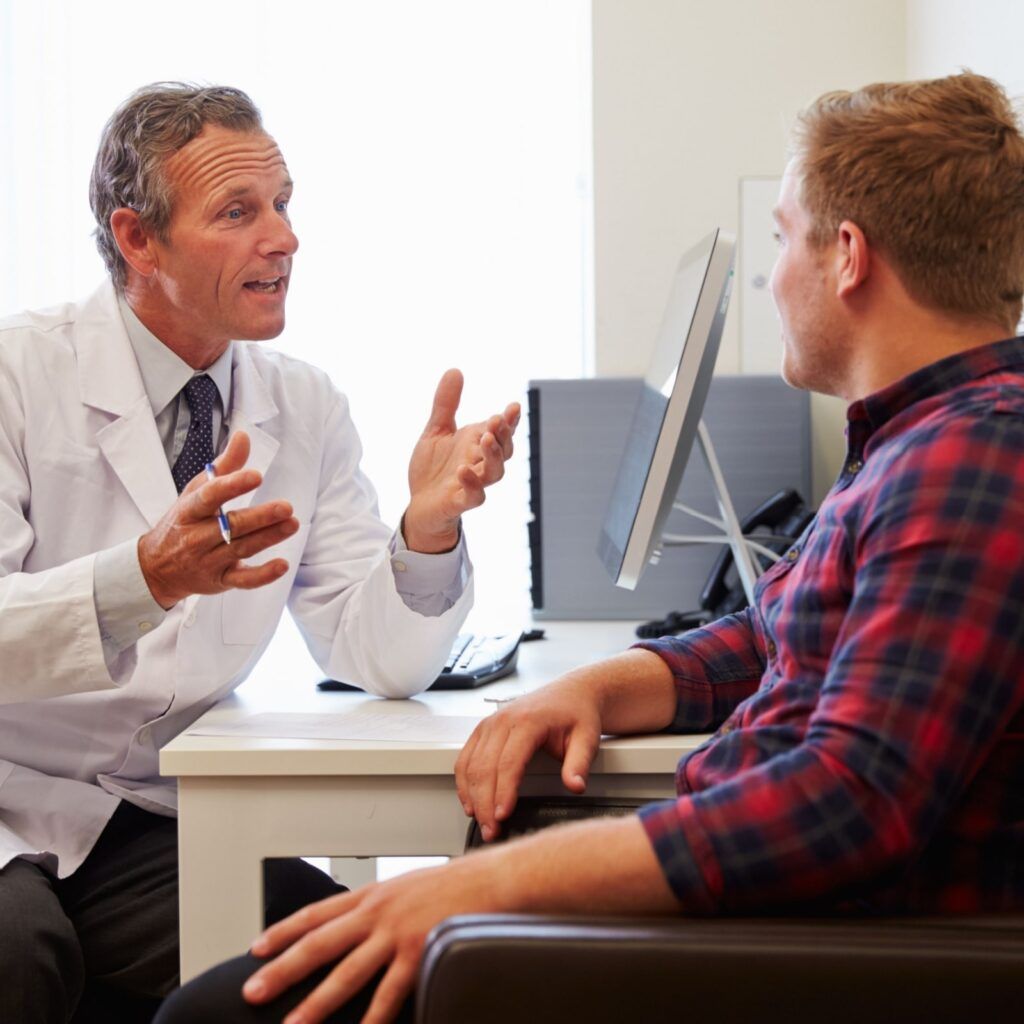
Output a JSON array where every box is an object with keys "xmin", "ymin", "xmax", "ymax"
[
  {"xmin": 93, "ymin": 538, "xmax": 167, "ymax": 667},
  {"xmin": 389, "ymin": 527, "xmax": 469, "ymax": 617},
  {"xmin": 638, "ymin": 409, "xmax": 1024, "ymax": 913},
  {"xmin": 632, "ymin": 607, "xmax": 765, "ymax": 731}
]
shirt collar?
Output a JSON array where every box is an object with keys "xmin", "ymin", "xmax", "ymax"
[
  {"xmin": 116, "ymin": 293, "xmax": 234, "ymax": 417},
  {"xmin": 846, "ymin": 335, "xmax": 1024, "ymax": 444}
]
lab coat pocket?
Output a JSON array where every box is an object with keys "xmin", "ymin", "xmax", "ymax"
[
  {"xmin": 220, "ymin": 524, "xmax": 308, "ymax": 644},
  {"xmin": 220, "ymin": 577, "xmax": 291, "ymax": 646}
]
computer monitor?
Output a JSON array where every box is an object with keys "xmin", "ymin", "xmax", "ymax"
[{"xmin": 597, "ymin": 228, "xmax": 736, "ymax": 589}]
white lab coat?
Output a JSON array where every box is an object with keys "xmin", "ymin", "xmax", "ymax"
[{"xmin": 0, "ymin": 282, "xmax": 472, "ymax": 876}]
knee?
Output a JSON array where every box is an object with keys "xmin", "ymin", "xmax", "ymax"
[
  {"xmin": 154, "ymin": 954, "xmax": 263, "ymax": 1024},
  {"xmin": 0, "ymin": 896, "xmax": 83, "ymax": 1023}
]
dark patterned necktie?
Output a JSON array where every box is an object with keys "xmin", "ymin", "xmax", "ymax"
[{"xmin": 171, "ymin": 374, "xmax": 218, "ymax": 494}]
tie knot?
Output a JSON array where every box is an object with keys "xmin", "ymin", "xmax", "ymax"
[{"xmin": 183, "ymin": 373, "xmax": 218, "ymax": 412}]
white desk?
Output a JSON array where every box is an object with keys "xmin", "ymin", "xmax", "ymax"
[{"xmin": 160, "ymin": 621, "xmax": 707, "ymax": 981}]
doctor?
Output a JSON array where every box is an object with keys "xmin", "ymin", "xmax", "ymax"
[{"xmin": 0, "ymin": 82, "xmax": 518, "ymax": 1023}]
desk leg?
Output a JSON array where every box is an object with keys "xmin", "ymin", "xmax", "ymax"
[
  {"xmin": 177, "ymin": 774, "xmax": 469, "ymax": 981},
  {"xmin": 177, "ymin": 779, "xmax": 265, "ymax": 983}
]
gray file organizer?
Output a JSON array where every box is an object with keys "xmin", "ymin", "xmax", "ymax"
[{"xmin": 528, "ymin": 376, "xmax": 811, "ymax": 619}]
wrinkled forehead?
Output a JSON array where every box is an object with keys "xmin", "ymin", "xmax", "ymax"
[{"xmin": 164, "ymin": 125, "xmax": 289, "ymax": 202}]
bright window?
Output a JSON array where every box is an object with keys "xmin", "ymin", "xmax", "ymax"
[{"xmin": 1, "ymin": 1, "xmax": 593, "ymax": 644}]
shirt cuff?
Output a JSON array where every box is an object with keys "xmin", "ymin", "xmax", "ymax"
[
  {"xmin": 389, "ymin": 528, "xmax": 470, "ymax": 617},
  {"xmin": 638, "ymin": 797, "xmax": 719, "ymax": 913},
  {"xmin": 94, "ymin": 538, "xmax": 168, "ymax": 662}
]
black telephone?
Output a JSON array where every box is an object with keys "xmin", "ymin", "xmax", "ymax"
[{"xmin": 635, "ymin": 489, "xmax": 815, "ymax": 639}]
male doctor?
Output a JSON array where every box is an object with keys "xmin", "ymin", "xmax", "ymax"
[{"xmin": 0, "ymin": 82, "xmax": 518, "ymax": 1023}]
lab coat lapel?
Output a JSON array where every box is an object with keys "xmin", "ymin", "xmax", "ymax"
[
  {"xmin": 226, "ymin": 343, "xmax": 280, "ymax": 512},
  {"xmin": 76, "ymin": 283, "xmax": 177, "ymax": 528}
]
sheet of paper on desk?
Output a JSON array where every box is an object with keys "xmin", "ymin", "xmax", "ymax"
[{"xmin": 187, "ymin": 710, "xmax": 479, "ymax": 744}]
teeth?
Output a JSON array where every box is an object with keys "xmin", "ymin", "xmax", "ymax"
[{"xmin": 246, "ymin": 278, "xmax": 281, "ymax": 292}]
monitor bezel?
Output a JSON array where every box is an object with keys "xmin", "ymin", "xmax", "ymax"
[{"xmin": 599, "ymin": 228, "xmax": 737, "ymax": 589}]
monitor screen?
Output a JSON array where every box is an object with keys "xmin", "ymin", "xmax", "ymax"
[{"xmin": 598, "ymin": 229, "xmax": 736, "ymax": 588}]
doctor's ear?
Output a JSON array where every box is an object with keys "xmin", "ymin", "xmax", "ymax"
[{"xmin": 109, "ymin": 208, "xmax": 159, "ymax": 279}]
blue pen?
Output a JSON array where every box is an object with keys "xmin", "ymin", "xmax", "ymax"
[{"xmin": 204, "ymin": 462, "xmax": 233, "ymax": 545}]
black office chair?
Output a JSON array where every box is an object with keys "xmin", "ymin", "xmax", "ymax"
[
  {"xmin": 415, "ymin": 797, "xmax": 1024, "ymax": 1023},
  {"xmin": 416, "ymin": 911, "xmax": 1024, "ymax": 1023}
]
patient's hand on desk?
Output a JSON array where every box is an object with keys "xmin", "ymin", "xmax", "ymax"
[
  {"xmin": 455, "ymin": 648, "xmax": 678, "ymax": 841},
  {"xmin": 455, "ymin": 674, "xmax": 602, "ymax": 841},
  {"xmin": 138, "ymin": 431, "xmax": 300, "ymax": 609}
]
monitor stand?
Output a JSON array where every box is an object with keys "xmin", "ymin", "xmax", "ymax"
[{"xmin": 653, "ymin": 420, "xmax": 778, "ymax": 606}]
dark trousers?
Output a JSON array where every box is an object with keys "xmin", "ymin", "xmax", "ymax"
[
  {"xmin": 0, "ymin": 801, "xmax": 344, "ymax": 1024},
  {"xmin": 154, "ymin": 954, "xmax": 414, "ymax": 1024}
]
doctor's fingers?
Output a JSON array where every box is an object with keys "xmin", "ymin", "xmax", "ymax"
[
  {"xmin": 213, "ymin": 430, "xmax": 251, "ymax": 474},
  {"xmin": 182, "ymin": 468, "xmax": 264, "ymax": 522},
  {"xmin": 216, "ymin": 516, "xmax": 300, "ymax": 562},
  {"xmin": 220, "ymin": 557, "xmax": 290, "ymax": 592},
  {"xmin": 217, "ymin": 501, "xmax": 296, "ymax": 542},
  {"xmin": 486, "ymin": 412, "xmax": 517, "ymax": 460},
  {"xmin": 465, "ymin": 434, "xmax": 507, "ymax": 488}
]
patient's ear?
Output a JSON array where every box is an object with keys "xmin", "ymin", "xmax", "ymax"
[
  {"xmin": 834, "ymin": 220, "xmax": 869, "ymax": 299},
  {"xmin": 109, "ymin": 208, "xmax": 158, "ymax": 279}
]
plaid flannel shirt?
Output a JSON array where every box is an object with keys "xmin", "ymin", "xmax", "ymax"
[{"xmin": 637, "ymin": 337, "xmax": 1024, "ymax": 914}]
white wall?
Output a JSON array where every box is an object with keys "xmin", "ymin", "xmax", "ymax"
[
  {"xmin": 0, "ymin": 0, "xmax": 591, "ymax": 633},
  {"xmin": 906, "ymin": 0, "xmax": 1024, "ymax": 90},
  {"xmin": 590, "ymin": 0, "xmax": 907, "ymax": 500}
]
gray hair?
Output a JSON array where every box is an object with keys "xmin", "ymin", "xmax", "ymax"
[{"xmin": 89, "ymin": 82, "xmax": 264, "ymax": 289}]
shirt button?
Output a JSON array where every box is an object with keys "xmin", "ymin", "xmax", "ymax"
[
  {"xmin": 184, "ymin": 611, "xmax": 197, "ymax": 628},
  {"xmin": 785, "ymin": 547, "xmax": 799, "ymax": 562},
  {"xmin": 138, "ymin": 620, "xmax": 153, "ymax": 634},
  {"xmin": 766, "ymin": 639, "xmax": 778, "ymax": 658},
  {"xmin": 846, "ymin": 459, "xmax": 863, "ymax": 474},
  {"xmin": 393, "ymin": 560, "xmax": 407, "ymax": 572}
]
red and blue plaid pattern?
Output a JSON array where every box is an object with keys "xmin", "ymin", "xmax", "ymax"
[{"xmin": 636, "ymin": 337, "xmax": 1024, "ymax": 914}]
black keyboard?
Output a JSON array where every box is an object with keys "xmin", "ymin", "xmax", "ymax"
[{"xmin": 317, "ymin": 631, "xmax": 523, "ymax": 693}]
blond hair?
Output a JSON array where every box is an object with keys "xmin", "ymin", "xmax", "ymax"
[{"xmin": 792, "ymin": 72, "xmax": 1024, "ymax": 332}]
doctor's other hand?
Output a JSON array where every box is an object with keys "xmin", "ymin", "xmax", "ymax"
[
  {"xmin": 403, "ymin": 368, "xmax": 520, "ymax": 553},
  {"xmin": 454, "ymin": 672, "xmax": 603, "ymax": 842},
  {"xmin": 137, "ymin": 431, "xmax": 300, "ymax": 610}
]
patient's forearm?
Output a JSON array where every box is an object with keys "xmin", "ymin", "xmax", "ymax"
[
  {"xmin": 563, "ymin": 648, "xmax": 678, "ymax": 737},
  {"xmin": 482, "ymin": 813, "xmax": 677, "ymax": 916}
]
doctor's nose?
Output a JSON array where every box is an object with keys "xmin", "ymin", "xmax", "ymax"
[{"xmin": 258, "ymin": 218, "xmax": 299, "ymax": 260}]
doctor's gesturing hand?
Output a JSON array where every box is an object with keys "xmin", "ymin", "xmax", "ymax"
[
  {"xmin": 401, "ymin": 368, "xmax": 520, "ymax": 553},
  {"xmin": 137, "ymin": 431, "xmax": 299, "ymax": 610}
]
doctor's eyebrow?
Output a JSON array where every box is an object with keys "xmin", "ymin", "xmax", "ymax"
[{"xmin": 209, "ymin": 177, "xmax": 295, "ymax": 209}]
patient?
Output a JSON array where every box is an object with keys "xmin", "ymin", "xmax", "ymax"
[{"xmin": 157, "ymin": 71, "xmax": 1024, "ymax": 1024}]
